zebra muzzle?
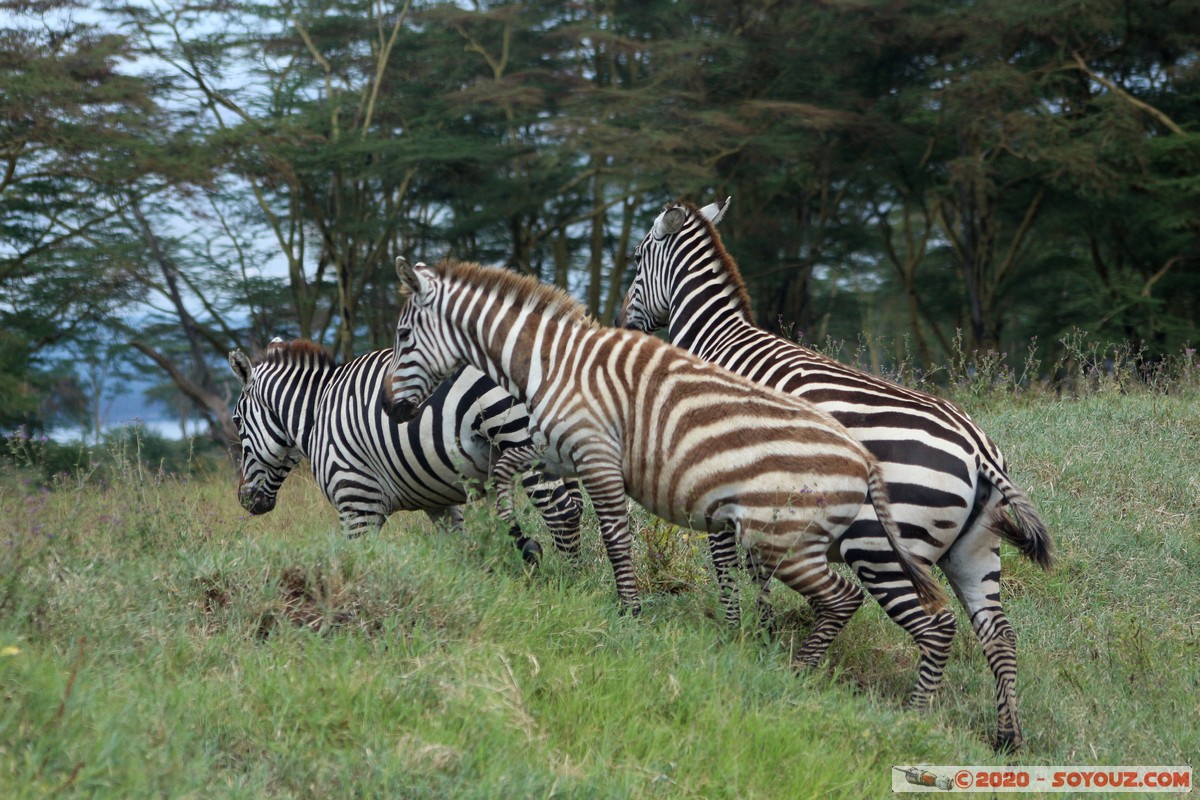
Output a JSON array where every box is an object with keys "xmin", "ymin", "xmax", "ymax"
[{"xmin": 238, "ymin": 485, "xmax": 277, "ymax": 515}]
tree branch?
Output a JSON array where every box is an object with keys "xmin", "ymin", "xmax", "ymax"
[
  {"xmin": 1142, "ymin": 255, "xmax": 1190, "ymax": 298},
  {"xmin": 1071, "ymin": 51, "xmax": 1185, "ymax": 135},
  {"xmin": 361, "ymin": 0, "xmax": 412, "ymax": 138},
  {"xmin": 128, "ymin": 340, "xmax": 236, "ymax": 448}
]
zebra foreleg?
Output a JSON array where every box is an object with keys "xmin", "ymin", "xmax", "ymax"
[
  {"xmin": 581, "ymin": 464, "xmax": 641, "ymax": 615},
  {"xmin": 490, "ymin": 445, "xmax": 545, "ymax": 565},
  {"xmin": 338, "ymin": 509, "xmax": 386, "ymax": 539},
  {"xmin": 523, "ymin": 474, "xmax": 584, "ymax": 559},
  {"xmin": 706, "ymin": 526, "xmax": 742, "ymax": 625}
]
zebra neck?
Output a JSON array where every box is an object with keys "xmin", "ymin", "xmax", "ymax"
[
  {"xmin": 464, "ymin": 305, "xmax": 534, "ymax": 405},
  {"xmin": 467, "ymin": 307, "xmax": 571, "ymax": 408},
  {"xmin": 667, "ymin": 272, "xmax": 754, "ymax": 360},
  {"xmin": 266, "ymin": 366, "xmax": 331, "ymax": 458}
]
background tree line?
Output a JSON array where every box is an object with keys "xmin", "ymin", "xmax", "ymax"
[{"xmin": 2, "ymin": 0, "xmax": 1198, "ymax": 447}]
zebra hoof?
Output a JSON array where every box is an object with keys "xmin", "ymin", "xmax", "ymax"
[
  {"xmin": 993, "ymin": 730, "xmax": 1023, "ymax": 754},
  {"xmin": 519, "ymin": 538, "xmax": 542, "ymax": 566}
]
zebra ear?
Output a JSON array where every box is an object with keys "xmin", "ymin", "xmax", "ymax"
[
  {"xmin": 699, "ymin": 196, "xmax": 731, "ymax": 226},
  {"xmin": 229, "ymin": 350, "xmax": 253, "ymax": 387},
  {"xmin": 653, "ymin": 206, "xmax": 687, "ymax": 239},
  {"xmin": 396, "ymin": 256, "xmax": 437, "ymax": 304},
  {"xmin": 395, "ymin": 256, "xmax": 417, "ymax": 289}
]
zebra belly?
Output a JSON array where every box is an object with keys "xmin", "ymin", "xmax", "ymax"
[
  {"xmin": 310, "ymin": 379, "xmax": 497, "ymax": 516},
  {"xmin": 369, "ymin": 422, "xmax": 498, "ymax": 513},
  {"xmin": 632, "ymin": 452, "xmax": 870, "ymax": 543}
]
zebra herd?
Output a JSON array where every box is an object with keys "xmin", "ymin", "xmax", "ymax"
[{"xmin": 229, "ymin": 198, "xmax": 1050, "ymax": 751}]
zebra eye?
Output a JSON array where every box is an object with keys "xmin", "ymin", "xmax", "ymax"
[{"xmin": 396, "ymin": 327, "xmax": 412, "ymax": 344}]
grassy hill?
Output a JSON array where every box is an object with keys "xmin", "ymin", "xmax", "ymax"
[{"xmin": 2, "ymin": 388, "xmax": 1197, "ymax": 798}]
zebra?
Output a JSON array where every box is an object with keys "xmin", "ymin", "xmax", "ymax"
[
  {"xmin": 380, "ymin": 256, "xmax": 956, "ymax": 701},
  {"xmin": 228, "ymin": 339, "xmax": 583, "ymax": 561},
  {"xmin": 616, "ymin": 198, "xmax": 1052, "ymax": 750}
]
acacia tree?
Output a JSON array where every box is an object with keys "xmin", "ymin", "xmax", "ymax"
[
  {"xmin": 119, "ymin": 193, "xmax": 251, "ymax": 446},
  {"xmin": 0, "ymin": 0, "xmax": 186, "ymax": 430},
  {"xmin": 121, "ymin": 0, "xmax": 437, "ymax": 360},
  {"xmin": 1054, "ymin": 4, "xmax": 1200, "ymax": 358},
  {"xmin": 7, "ymin": 0, "xmax": 1200, "ymax": 447},
  {"xmin": 607, "ymin": 0, "xmax": 888, "ymax": 339},
  {"xmin": 417, "ymin": 0, "xmax": 705, "ymax": 321}
]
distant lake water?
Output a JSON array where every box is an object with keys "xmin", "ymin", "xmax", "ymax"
[{"xmin": 49, "ymin": 417, "xmax": 199, "ymax": 444}]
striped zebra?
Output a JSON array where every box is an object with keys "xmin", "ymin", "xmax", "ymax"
[
  {"xmin": 381, "ymin": 257, "xmax": 957, "ymax": 701},
  {"xmin": 228, "ymin": 339, "xmax": 583, "ymax": 560},
  {"xmin": 616, "ymin": 198, "xmax": 1052, "ymax": 750}
]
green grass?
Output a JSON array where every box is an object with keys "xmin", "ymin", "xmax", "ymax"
[{"xmin": 2, "ymin": 390, "xmax": 1198, "ymax": 798}]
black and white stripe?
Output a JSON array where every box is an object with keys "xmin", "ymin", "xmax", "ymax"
[
  {"xmin": 228, "ymin": 339, "xmax": 582, "ymax": 559},
  {"xmin": 617, "ymin": 198, "xmax": 1052, "ymax": 750},
  {"xmin": 382, "ymin": 257, "xmax": 955, "ymax": 706}
]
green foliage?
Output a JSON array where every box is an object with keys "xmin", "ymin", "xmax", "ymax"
[
  {"xmin": 2, "ymin": 423, "xmax": 226, "ymax": 487},
  {"xmin": 0, "ymin": 331, "xmax": 42, "ymax": 431},
  {"xmin": 0, "ymin": 2, "xmax": 174, "ymax": 329}
]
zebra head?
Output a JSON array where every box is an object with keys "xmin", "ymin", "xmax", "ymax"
[
  {"xmin": 228, "ymin": 348, "xmax": 303, "ymax": 515},
  {"xmin": 616, "ymin": 197, "xmax": 730, "ymax": 331},
  {"xmin": 382, "ymin": 257, "xmax": 463, "ymax": 423}
]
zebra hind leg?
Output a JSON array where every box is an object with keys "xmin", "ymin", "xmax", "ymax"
[
  {"xmin": 939, "ymin": 519, "xmax": 1023, "ymax": 751},
  {"xmin": 978, "ymin": 612, "xmax": 1021, "ymax": 752},
  {"xmin": 764, "ymin": 538, "xmax": 865, "ymax": 668},
  {"xmin": 745, "ymin": 547, "xmax": 776, "ymax": 637},
  {"xmin": 902, "ymin": 609, "xmax": 958, "ymax": 711},
  {"xmin": 424, "ymin": 505, "xmax": 465, "ymax": 533},
  {"xmin": 839, "ymin": 521, "xmax": 957, "ymax": 713}
]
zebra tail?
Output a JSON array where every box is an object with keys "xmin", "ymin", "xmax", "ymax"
[
  {"xmin": 988, "ymin": 484, "xmax": 1056, "ymax": 573},
  {"xmin": 866, "ymin": 461, "xmax": 949, "ymax": 615},
  {"xmin": 985, "ymin": 468, "xmax": 1054, "ymax": 571}
]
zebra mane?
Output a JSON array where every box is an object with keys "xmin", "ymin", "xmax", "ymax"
[
  {"xmin": 678, "ymin": 202, "xmax": 754, "ymax": 318},
  {"xmin": 434, "ymin": 259, "xmax": 596, "ymax": 328},
  {"xmin": 259, "ymin": 339, "xmax": 336, "ymax": 371}
]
